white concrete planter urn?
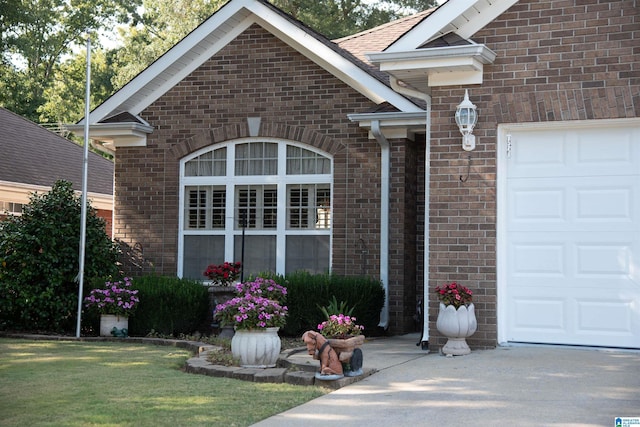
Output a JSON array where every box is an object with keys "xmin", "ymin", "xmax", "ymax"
[
  {"xmin": 436, "ymin": 303, "xmax": 477, "ymax": 356},
  {"xmin": 99, "ymin": 314, "xmax": 129, "ymax": 337},
  {"xmin": 231, "ymin": 327, "xmax": 281, "ymax": 368}
]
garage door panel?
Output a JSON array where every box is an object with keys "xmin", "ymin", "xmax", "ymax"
[
  {"xmin": 502, "ymin": 121, "xmax": 640, "ymax": 348},
  {"xmin": 576, "ymin": 128, "xmax": 636, "ymax": 168},
  {"xmin": 509, "ymin": 126, "xmax": 640, "ymax": 178},
  {"xmin": 577, "ymin": 299, "xmax": 635, "ymax": 334},
  {"xmin": 576, "ymin": 185, "xmax": 635, "ymax": 223},
  {"xmin": 511, "ymin": 241, "xmax": 565, "ymax": 277},
  {"xmin": 576, "ymin": 242, "xmax": 634, "ymax": 278},
  {"xmin": 510, "ymin": 296, "xmax": 565, "ymax": 332},
  {"xmin": 510, "ymin": 232, "xmax": 638, "ymax": 285},
  {"xmin": 507, "ymin": 290, "xmax": 639, "ymax": 346},
  {"xmin": 508, "ymin": 177, "xmax": 639, "ymax": 232}
]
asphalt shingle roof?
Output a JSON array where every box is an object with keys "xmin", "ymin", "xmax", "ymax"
[
  {"xmin": 0, "ymin": 107, "xmax": 113, "ymax": 195},
  {"xmin": 334, "ymin": 9, "xmax": 434, "ymax": 72}
]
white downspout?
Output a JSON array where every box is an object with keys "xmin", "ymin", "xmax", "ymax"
[
  {"xmin": 389, "ymin": 76, "xmax": 431, "ymax": 350},
  {"xmin": 371, "ymin": 119, "xmax": 390, "ymax": 329},
  {"xmin": 421, "ymin": 95, "xmax": 431, "ymax": 350}
]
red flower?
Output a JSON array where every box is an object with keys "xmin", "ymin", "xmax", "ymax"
[
  {"xmin": 435, "ymin": 282, "xmax": 473, "ymax": 309},
  {"xmin": 204, "ymin": 261, "xmax": 242, "ymax": 286}
]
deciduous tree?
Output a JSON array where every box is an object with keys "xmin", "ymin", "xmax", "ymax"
[{"xmin": 0, "ymin": 0, "xmax": 139, "ymax": 122}]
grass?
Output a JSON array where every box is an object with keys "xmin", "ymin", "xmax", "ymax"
[{"xmin": 0, "ymin": 338, "xmax": 326, "ymax": 427}]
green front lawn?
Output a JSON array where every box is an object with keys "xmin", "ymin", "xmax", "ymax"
[{"xmin": 0, "ymin": 339, "xmax": 325, "ymax": 426}]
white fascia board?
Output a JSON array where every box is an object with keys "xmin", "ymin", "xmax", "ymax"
[
  {"xmin": 348, "ymin": 111, "xmax": 426, "ymax": 123},
  {"xmin": 380, "ymin": 56, "xmax": 483, "ymax": 74},
  {"xmin": 387, "ymin": 0, "xmax": 518, "ymax": 52},
  {"xmin": 348, "ymin": 111, "xmax": 427, "ymax": 139},
  {"xmin": 456, "ymin": 0, "xmax": 520, "ymax": 40},
  {"xmin": 387, "ymin": 0, "xmax": 480, "ymax": 52}
]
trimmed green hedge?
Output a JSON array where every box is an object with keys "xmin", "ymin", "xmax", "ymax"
[
  {"xmin": 256, "ymin": 271, "xmax": 385, "ymax": 337},
  {"xmin": 128, "ymin": 275, "xmax": 209, "ymax": 336}
]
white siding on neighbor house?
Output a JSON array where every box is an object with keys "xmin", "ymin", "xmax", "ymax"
[{"xmin": 498, "ymin": 119, "xmax": 640, "ymax": 349}]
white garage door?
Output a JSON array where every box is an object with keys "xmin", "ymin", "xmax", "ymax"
[{"xmin": 499, "ymin": 120, "xmax": 640, "ymax": 349}]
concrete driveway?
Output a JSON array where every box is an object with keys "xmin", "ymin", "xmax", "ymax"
[{"xmin": 253, "ymin": 334, "xmax": 640, "ymax": 426}]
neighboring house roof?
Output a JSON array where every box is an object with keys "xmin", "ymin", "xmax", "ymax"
[
  {"xmin": 0, "ymin": 107, "xmax": 114, "ymax": 196},
  {"xmin": 82, "ymin": 0, "xmax": 426, "ymax": 129}
]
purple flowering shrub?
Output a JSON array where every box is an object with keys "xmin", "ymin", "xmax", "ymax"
[
  {"xmin": 215, "ymin": 278, "xmax": 288, "ymax": 330},
  {"xmin": 84, "ymin": 277, "xmax": 139, "ymax": 316}
]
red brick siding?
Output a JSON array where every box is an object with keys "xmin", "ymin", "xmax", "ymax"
[
  {"xmin": 424, "ymin": 0, "xmax": 640, "ymax": 349},
  {"xmin": 95, "ymin": 208, "xmax": 113, "ymax": 239}
]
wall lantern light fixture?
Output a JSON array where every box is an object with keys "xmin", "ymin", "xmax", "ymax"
[{"xmin": 455, "ymin": 89, "xmax": 478, "ymax": 151}]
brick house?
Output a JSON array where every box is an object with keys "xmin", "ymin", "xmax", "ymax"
[
  {"xmin": 0, "ymin": 107, "xmax": 114, "ymax": 236},
  {"xmin": 80, "ymin": 0, "xmax": 639, "ymax": 350}
]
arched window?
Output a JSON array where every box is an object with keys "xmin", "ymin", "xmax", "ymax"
[{"xmin": 179, "ymin": 138, "xmax": 332, "ymax": 279}]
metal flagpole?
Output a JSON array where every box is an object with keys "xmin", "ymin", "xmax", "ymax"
[{"xmin": 75, "ymin": 35, "xmax": 92, "ymax": 338}]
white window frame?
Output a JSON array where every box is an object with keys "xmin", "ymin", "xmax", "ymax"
[{"xmin": 178, "ymin": 137, "xmax": 333, "ymax": 278}]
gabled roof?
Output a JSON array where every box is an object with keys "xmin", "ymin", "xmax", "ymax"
[
  {"xmin": 384, "ymin": 0, "xmax": 519, "ymax": 53},
  {"xmin": 367, "ymin": 0, "xmax": 517, "ymax": 89},
  {"xmin": 0, "ymin": 107, "xmax": 113, "ymax": 196},
  {"xmin": 83, "ymin": 0, "xmax": 425, "ymax": 130}
]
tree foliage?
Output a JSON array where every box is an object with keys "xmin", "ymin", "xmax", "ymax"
[
  {"xmin": 111, "ymin": 0, "xmax": 227, "ymax": 88},
  {"xmin": 0, "ymin": 0, "xmax": 140, "ymax": 122},
  {"xmin": 271, "ymin": 0, "xmax": 437, "ymax": 39},
  {"xmin": 0, "ymin": 180, "xmax": 120, "ymax": 333},
  {"xmin": 39, "ymin": 49, "xmax": 117, "ymax": 126}
]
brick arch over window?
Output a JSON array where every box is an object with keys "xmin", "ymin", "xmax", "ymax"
[{"xmin": 169, "ymin": 122, "xmax": 346, "ymax": 161}]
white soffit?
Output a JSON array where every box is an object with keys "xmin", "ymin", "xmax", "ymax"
[{"xmin": 85, "ymin": 0, "xmax": 421, "ymax": 126}]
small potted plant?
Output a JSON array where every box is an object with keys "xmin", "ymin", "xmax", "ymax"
[
  {"xmin": 435, "ymin": 282, "xmax": 477, "ymax": 356},
  {"xmin": 214, "ymin": 277, "xmax": 288, "ymax": 368},
  {"xmin": 203, "ymin": 261, "xmax": 242, "ymax": 287},
  {"xmin": 317, "ymin": 313, "xmax": 365, "ymax": 376},
  {"xmin": 84, "ymin": 277, "xmax": 139, "ymax": 337},
  {"xmin": 317, "ymin": 314, "xmax": 364, "ymax": 339}
]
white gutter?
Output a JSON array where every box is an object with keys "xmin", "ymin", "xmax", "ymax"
[
  {"xmin": 369, "ymin": 43, "xmax": 497, "ymax": 65},
  {"xmin": 370, "ymin": 120, "xmax": 390, "ymax": 329},
  {"xmin": 389, "ymin": 76, "xmax": 431, "ymax": 351}
]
